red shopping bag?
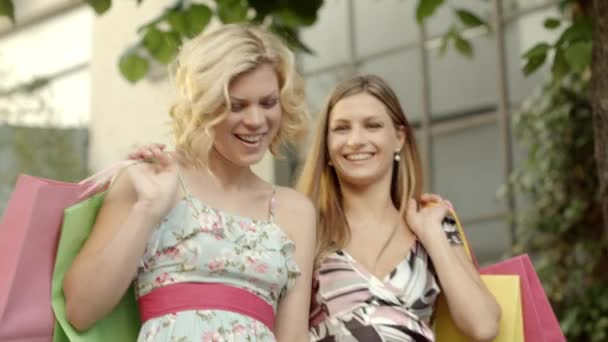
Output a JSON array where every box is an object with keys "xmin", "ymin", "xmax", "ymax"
[
  {"xmin": 0, "ymin": 164, "xmax": 125, "ymax": 342},
  {"xmin": 449, "ymin": 209, "xmax": 566, "ymax": 342},
  {"xmin": 481, "ymin": 255, "xmax": 566, "ymax": 342}
]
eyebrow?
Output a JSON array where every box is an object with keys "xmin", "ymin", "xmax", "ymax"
[
  {"xmin": 230, "ymin": 91, "xmax": 279, "ymax": 102},
  {"xmin": 331, "ymin": 114, "xmax": 384, "ymax": 122}
]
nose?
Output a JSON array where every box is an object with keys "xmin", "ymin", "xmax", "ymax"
[
  {"xmin": 346, "ymin": 126, "xmax": 365, "ymax": 148},
  {"xmin": 242, "ymin": 105, "xmax": 264, "ymax": 128}
]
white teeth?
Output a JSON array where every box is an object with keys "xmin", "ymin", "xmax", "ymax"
[
  {"xmin": 345, "ymin": 153, "xmax": 373, "ymax": 161},
  {"xmin": 236, "ymin": 134, "xmax": 264, "ymax": 143}
]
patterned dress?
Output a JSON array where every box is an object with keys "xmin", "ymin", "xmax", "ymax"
[
  {"xmin": 134, "ymin": 182, "xmax": 300, "ymax": 342},
  {"xmin": 309, "ymin": 216, "xmax": 462, "ymax": 342}
]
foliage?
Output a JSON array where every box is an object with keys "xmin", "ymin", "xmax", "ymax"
[
  {"xmin": 512, "ymin": 72, "xmax": 607, "ymax": 341},
  {"xmin": 416, "ymin": 0, "xmax": 607, "ymax": 340},
  {"xmin": 416, "ymin": 0, "xmax": 489, "ymax": 58},
  {"xmin": 0, "ymin": 0, "xmax": 323, "ymax": 83}
]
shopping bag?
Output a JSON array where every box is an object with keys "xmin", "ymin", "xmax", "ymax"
[
  {"xmin": 435, "ymin": 209, "xmax": 524, "ymax": 341},
  {"xmin": 0, "ymin": 176, "xmax": 96, "ymax": 342},
  {"xmin": 51, "ymin": 191, "xmax": 141, "ymax": 342},
  {"xmin": 481, "ymin": 255, "xmax": 566, "ymax": 342},
  {"xmin": 0, "ymin": 162, "xmax": 128, "ymax": 341}
]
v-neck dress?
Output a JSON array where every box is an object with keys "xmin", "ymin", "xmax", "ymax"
[{"xmin": 308, "ymin": 216, "xmax": 463, "ymax": 342}]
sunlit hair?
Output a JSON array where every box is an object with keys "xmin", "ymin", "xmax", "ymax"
[
  {"xmin": 169, "ymin": 24, "xmax": 308, "ymax": 167},
  {"xmin": 296, "ymin": 74, "xmax": 423, "ymax": 260}
]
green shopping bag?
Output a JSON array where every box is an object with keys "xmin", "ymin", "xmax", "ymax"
[{"xmin": 51, "ymin": 191, "xmax": 141, "ymax": 341}]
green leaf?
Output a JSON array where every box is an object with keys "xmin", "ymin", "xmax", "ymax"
[
  {"xmin": 544, "ymin": 18, "xmax": 561, "ymax": 29},
  {"xmin": 455, "ymin": 9, "xmax": 485, "ymax": 28},
  {"xmin": 119, "ymin": 51, "xmax": 149, "ymax": 83},
  {"xmin": 276, "ymin": 8, "xmax": 316, "ymax": 26},
  {"xmin": 248, "ymin": 0, "xmax": 280, "ymax": 18},
  {"xmin": 551, "ymin": 48, "xmax": 571, "ymax": 80},
  {"xmin": 564, "ymin": 41, "xmax": 592, "ymax": 73},
  {"xmin": 167, "ymin": 10, "xmax": 188, "ymax": 36},
  {"xmin": 522, "ymin": 42, "xmax": 551, "ymax": 59},
  {"xmin": 438, "ymin": 33, "xmax": 450, "ymax": 56},
  {"xmin": 556, "ymin": 18, "xmax": 592, "ymax": 47},
  {"xmin": 216, "ymin": 0, "xmax": 248, "ymax": 23},
  {"xmin": 282, "ymin": 0, "xmax": 323, "ymax": 26},
  {"xmin": 185, "ymin": 4, "xmax": 212, "ymax": 36},
  {"xmin": 416, "ymin": 0, "xmax": 444, "ymax": 24},
  {"xmin": 0, "ymin": 0, "xmax": 15, "ymax": 23},
  {"xmin": 270, "ymin": 21, "xmax": 314, "ymax": 54},
  {"xmin": 453, "ymin": 33, "xmax": 473, "ymax": 58},
  {"xmin": 143, "ymin": 27, "xmax": 180, "ymax": 64},
  {"xmin": 523, "ymin": 53, "xmax": 547, "ymax": 76},
  {"xmin": 85, "ymin": 0, "xmax": 112, "ymax": 15},
  {"xmin": 438, "ymin": 27, "xmax": 457, "ymax": 56}
]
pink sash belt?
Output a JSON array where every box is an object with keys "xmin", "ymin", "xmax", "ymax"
[{"xmin": 138, "ymin": 282, "xmax": 275, "ymax": 330}]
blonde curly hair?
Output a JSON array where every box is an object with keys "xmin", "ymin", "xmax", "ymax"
[{"xmin": 169, "ymin": 24, "xmax": 309, "ymax": 167}]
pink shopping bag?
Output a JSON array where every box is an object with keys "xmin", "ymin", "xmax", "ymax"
[
  {"xmin": 447, "ymin": 209, "xmax": 566, "ymax": 342},
  {"xmin": 0, "ymin": 164, "xmax": 126, "ymax": 342},
  {"xmin": 481, "ymin": 254, "xmax": 566, "ymax": 342}
]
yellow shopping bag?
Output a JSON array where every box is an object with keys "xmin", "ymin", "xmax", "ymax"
[
  {"xmin": 434, "ymin": 210, "xmax": 524, "ymax": 341},
  {"xmin": 435, "ymin": 275, "xmax": 523, "ymax": 341}
]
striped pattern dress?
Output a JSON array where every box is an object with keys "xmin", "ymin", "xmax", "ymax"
[{"xmin": 309, "ymin": 216, "xmax": 463, "ymax": 342}]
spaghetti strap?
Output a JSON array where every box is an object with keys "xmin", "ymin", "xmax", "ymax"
[
  {"xmin": 167, "ymin": 152, "xmax": 190, "ymax": 198},
  {"xmin": 176, "ymin": 168, "xmax": 189, "ymax": 197},
  {"xmin": 268, "ymin": 187, "xmax": 277, "ymax": 222}
]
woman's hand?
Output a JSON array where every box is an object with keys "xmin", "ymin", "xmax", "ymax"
[
  {"xmin": 126, "ymin": 143, "xmax": 178, "ymax": 220},
  {"xmin": 406, "ymin": 193, "xmax": 450, "ymax": 243},
  {"xmin": 127, "ymin": 143, "xmax": 167, "ymax": 163}
]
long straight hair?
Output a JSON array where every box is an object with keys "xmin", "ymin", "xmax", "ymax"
[{"xmin": 296, "ymin": 75, "xmax": 423, "ymax": 260}]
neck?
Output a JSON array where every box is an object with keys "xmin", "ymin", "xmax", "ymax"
[
  {"xmin": 202, "ymin": 147, "xmax": 259, "ymax": 192},
  {"xmin": 339, "ymin": 172, "xmax": 399, "ymax": 226}
]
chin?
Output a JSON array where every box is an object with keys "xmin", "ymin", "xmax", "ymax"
[
  {"xmin": 233, "ymin": 152, "xmax": 267, "ymax": 167},
  {"xmin": 338, "ymin": 172, "xmax": 380, "ymax": 187}
]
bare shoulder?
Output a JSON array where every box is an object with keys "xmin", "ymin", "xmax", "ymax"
[
  {"xmin": 104, "ymin": 165, "xmax": 138, "ymax": 203},
  {"xmin": 274, "ymin": 186, "xmax": 316, "ymax": 217},
  {"xmin": 273, "ymin": 186, "xmax": 316, "ymax": 239}
]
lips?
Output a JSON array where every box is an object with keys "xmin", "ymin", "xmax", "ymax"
[
  {"xmin": 234, "ymin": 133, "xmax": 266, "ymax": 145},
  {"xmin": 343, "ymin": 152, "xmax": 375, "ymax": 161}
]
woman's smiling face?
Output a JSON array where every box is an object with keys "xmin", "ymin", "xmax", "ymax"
[
  {"xmin": 212, "ymin": 63, "xmax": 282, "ymax": 167},
  {"xmin": 327, "ymin": 92, "xmax": 405, "ymax": 187}
]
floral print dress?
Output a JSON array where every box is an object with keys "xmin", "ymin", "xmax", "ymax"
[
  {"xmin": 134, "ymin": 181, "xmax": 300, "ymax": 342},
  {"xmin": 309, "ymin": 216, "xmax": 463, "ymax": 342}
]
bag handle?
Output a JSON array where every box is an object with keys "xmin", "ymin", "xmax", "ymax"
[
  {"xmin": 447, "ymin": 207, "xmax": 479, "ymax": 268},
  {"xmin": 77, "ymin": 160, "xmax": 138, "ymax": 200}
]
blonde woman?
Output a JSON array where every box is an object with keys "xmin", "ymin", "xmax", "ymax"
[
  {"xmin": 298, "ymin": 75, "xmax": 500, "ymax": 341},
  {"xmin": 63, "ymin": 24, "xmax": 316, "ymax": 341}
]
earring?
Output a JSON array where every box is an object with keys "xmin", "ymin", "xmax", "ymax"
[
  {"xmin": 328, "ymin": 160, "xmax": 333, "ymax": 166},
  {"xmin": 394, "ymin": 150, "xmax": 401, "ymax": 162}
]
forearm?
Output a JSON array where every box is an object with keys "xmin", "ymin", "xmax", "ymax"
[
  {"xmin": 421, "ymin": 230, "xmax": 500, "ymax": 340},
  {"xmin": 64, "ymin": 204, "xmax": 160, "ymax": 330},
  {"xmin": 276, "ymin": 330, "xmax": 309, "ymax": 342}
]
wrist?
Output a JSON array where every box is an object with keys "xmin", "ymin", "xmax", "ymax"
[
  {"xmin": 132, "ymin": 200, "xmax": 164, "ymax": 225},
  {"xmin": 417, "ymin": 222, "xmax": 445, "ymax": 246}
]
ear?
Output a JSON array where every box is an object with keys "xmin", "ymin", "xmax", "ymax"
[{"xmin": 395, "ymin": 124, "xmax": 406, "ymax": 150}]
